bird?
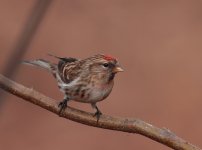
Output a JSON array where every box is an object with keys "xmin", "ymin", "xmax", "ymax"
[{"xmin": 23, "ymin": 54, "xmax": 123, "ymax": 121}]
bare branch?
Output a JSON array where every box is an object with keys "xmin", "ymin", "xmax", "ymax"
[
  {"xmin": 3, "ymin": 0, "xmax": 53, "ymax": 77},
  {"xmin": 0, "ymin": 0, "xmax": 52, "ymax": 107},
  {"xmin": 0, "ymin": 74, "xmax": 200, "ymax": 150}
]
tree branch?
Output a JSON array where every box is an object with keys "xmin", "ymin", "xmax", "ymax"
[
  {"xmin": 3, "ymin": 0, "xmax": 52, "ymax": 77},
  {"xmin": 0, "ymin": 0, "xmax": 52, "ymax": 107},
  {"xmin": 0, "ymin": 74, "xmax": 200, "ymax": 150}
]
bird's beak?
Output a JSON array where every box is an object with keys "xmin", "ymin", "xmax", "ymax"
[{"xmin": 113, "ymin": 65, "xmax": 124, "ymax": 73}]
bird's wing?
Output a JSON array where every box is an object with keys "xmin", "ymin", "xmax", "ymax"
[
  {"xmin": 48, "ymin": 53, "xmax": 78, "ymax": 70},
  {"xmin": 60, "ymin": 61, "xmax": 82, "ymax": 84},
  {"xmin": 48, "ymin": 53, "xmax": 81, "ymax": 83},
  {"xmin": 57, "ymin": 57, "xmax": 78, "ymax": 72}
]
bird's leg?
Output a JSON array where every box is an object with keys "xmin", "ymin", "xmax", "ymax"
[
  {"xmin": 91, "ymin": 103, "xmax": 102, "ymax": 122},
  {"xmin": 58, "ymin": 96, "xmax": 69, "ymax": 116}
]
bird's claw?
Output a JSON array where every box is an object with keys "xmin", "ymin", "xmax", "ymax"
[
  {"xmin": 93, "ymin": 110, "xmax": 102, "ymax": 122},
  {"xmin": 58, "ymin": 99, "xmax": 68, "ymax": 116}
]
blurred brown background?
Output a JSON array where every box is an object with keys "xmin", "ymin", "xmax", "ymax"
[{"xmin": 1, "ymin": 0, "xmax": 202, "ymax": 149}]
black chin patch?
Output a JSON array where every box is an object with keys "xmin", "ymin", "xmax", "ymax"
[{"xmin": 108, "ymin": 73, "xmax": 115, "ymax": 82}]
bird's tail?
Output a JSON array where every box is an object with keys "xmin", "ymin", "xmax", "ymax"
[
  {"xmin": 22, "ymin": 59, "xmax": 56, "ymax": 72},
  {"xmin": 22, "ymin": 59, "xmax": 64, "ymax": 84}
]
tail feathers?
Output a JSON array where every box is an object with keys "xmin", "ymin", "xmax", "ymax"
[{"xmin": 22, "ymin": 59, "xmax": 56, "ymax": 72}]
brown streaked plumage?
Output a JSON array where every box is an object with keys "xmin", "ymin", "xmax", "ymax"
[{"xmin": 23, "ymin": 54, "xmax": 123, "ymax": 121}]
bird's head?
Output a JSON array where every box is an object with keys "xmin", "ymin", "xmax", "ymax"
[{"xmin": 83, "ymin": 54, "xmax": 123, "ymax": 83}]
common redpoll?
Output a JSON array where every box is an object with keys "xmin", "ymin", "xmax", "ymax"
[{"xmin": 23, "ymin": 54, "xmax": 123, "ymax": 121}]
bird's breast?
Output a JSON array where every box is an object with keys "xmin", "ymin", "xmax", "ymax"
[
  {"xmin": 88, "ymin": 81, "xmax": 114, "ymax": 102},
  {"xmin": 71, "ymin": 80, "xmax": 114, "ymax": 103}
]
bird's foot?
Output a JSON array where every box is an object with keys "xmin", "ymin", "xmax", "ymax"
[
  {"xmin": 93, "ymin": 110, "xmax": 102, "ymax": 122},
  {"xmin": 58, "ymin": 99, "xmax": 68, "ymax": 116}
]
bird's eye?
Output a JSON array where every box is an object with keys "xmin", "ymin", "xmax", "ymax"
[{"xmin": 103, "ymin": 63, "xmax": 109, "ymax": 68}]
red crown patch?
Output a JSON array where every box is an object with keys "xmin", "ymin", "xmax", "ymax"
[{"xmin": 103, "ymin": 54, "xmax": 116, "ymax": 61}]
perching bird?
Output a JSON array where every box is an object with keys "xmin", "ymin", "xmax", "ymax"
[{"xmin": 23, "ymin": 54, "xmax": 123, "ymax": 121}]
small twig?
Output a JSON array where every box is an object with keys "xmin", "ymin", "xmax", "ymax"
[
  {"xmin": 0, "ymin": 0, "xmax": 52, "ymax": 107},
  {"xmin": 0, "ymin": 74, "xmax": 200, "ymax": 150},
  {"xmin": 3, "ymin": 0, "xmax": 52, "ymax": 77}
]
